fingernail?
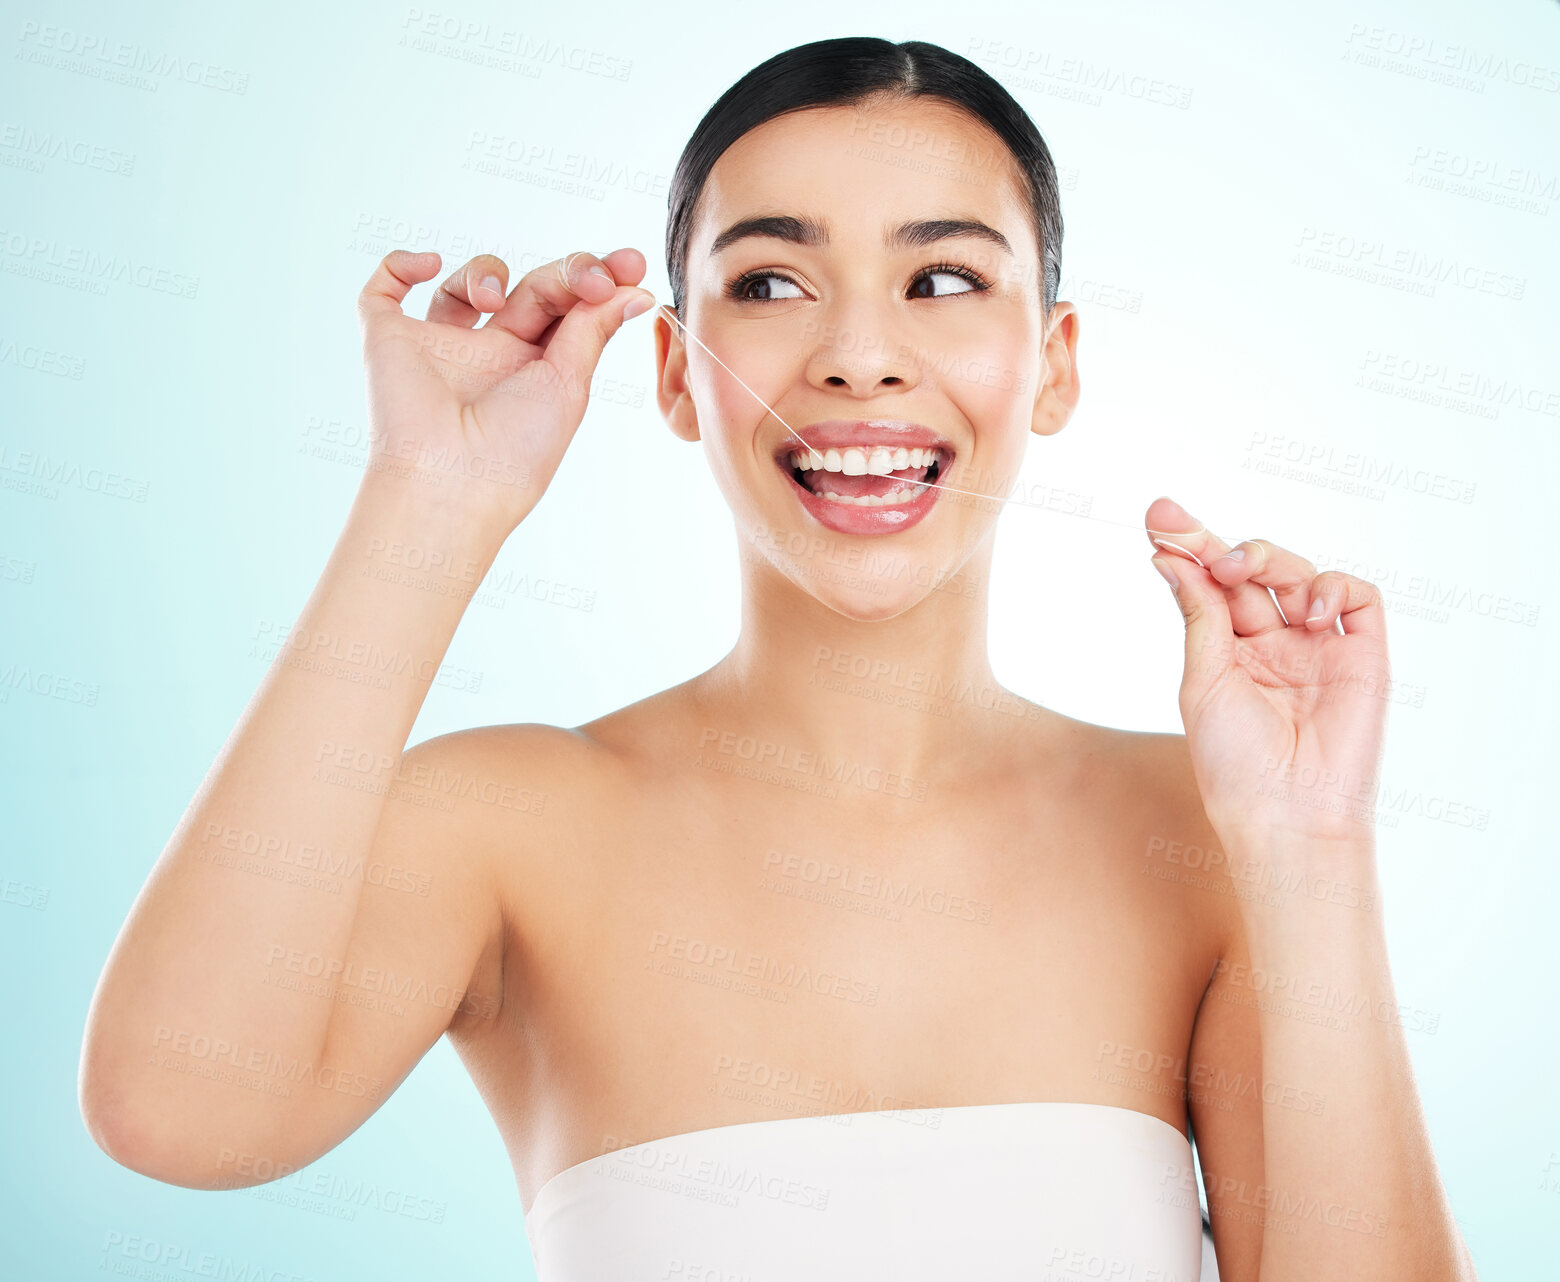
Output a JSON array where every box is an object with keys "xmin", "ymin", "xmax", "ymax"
[
  {"xmin": 1153, "ymin": 558, "xmax": 1179, "ymax": 590},
  {"xmin": 1306, "ymin": 596, "xmax": 1325, "ymax": 621},
  {"xmin": 622, "ymin": 295, "xmax": 653, "ymax": 319},
  {"xmin": 588, "ymin": 266, "xmax": 612, "ymax": 280},
  {"xmin": 479, "ymin": 274, "xmax": 503, "ymax": 298},
  {"xmin": 1214, "ymin": 548, "xmax": 1245, "ymax": 565}
]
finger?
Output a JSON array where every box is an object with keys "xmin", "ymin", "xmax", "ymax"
[
  {"xmin": 484, "ymin": 248, "xmax": 644, "ymax": 345},
  {"xmin": 1205, "ymin": 537, "xmax": 1322, "ymax": 629},
  {"xmin": 598, "ymin": 246, "xmax": 648, "ymax": 285},
  {"xmin": 1146, "ymin": 497, "xmax": 1285, "ymax": 635},
  {"xmin": 521, "ymin": 251, "xmax": 648, "ymax": 357},
  {"xmin": 537, "ymin": 247, "xmax": 648, "ymax": 338},
  {"xmin": 357, "ymin": 250, "xmax": 442, "ymax": 329},
  {"xmin": 1308, "ymin": 571, "xmax": 1387, "ymax": 644},
  {"xmin": 541, "ymin": 286, "xmax": 658, "ymax": 401},
  {"xmin": 1151, "ymin": 552, "xmax": 1233, "ymax": 704},
  {"xmin": 427, "ymin": 253, "xmax": 511, "ymax": 327}
]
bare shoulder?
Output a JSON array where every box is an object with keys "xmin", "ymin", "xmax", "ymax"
[
  {"xmin": 1007, "ymin": 707, "xmax": 1240, "ymax": 951},
  {"xmin": 1106, "ymin": 725, "xmax": 1240, "ymax": 928},
  {"xmin": 1010, "ymin": 704, "xmax": 1209, "ymax": 825},
  {"xmin": 1098, "ymin": 724, "xmax": 1228, "ymax": 860},
  {"xmin": 572, "ymin": 677, "xmax": 711, "ymax": 772},
  {"xmin": 406, "ymin": 718, "xmax": 603, "ymax": 784},
  {"xmin": 402, "ymin": 694, "xmax": 673, "ymax": 825},
  {"xmin": 396, "ymin": 684, "xmax": 699, "ymax": 888},
  {"xmin": 1091, "ymin": 720, "xmax": 1199, "ymax": 804}
]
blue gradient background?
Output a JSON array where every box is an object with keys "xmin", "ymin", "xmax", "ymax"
[{"xmin": 3, "ymin": 0, "xmax": 1556, "ymax": 1277}]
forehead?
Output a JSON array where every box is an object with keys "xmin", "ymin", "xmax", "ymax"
[{"xmin": 690, "ymin": 97, "xmax": 1033, "ymax": 255}]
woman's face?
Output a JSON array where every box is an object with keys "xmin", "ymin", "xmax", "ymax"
[{"xmin": 656, "ymin": 95, "xmax": 1078, "ymax": 621}]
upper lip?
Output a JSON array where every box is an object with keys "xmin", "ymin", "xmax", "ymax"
[{"xmin": 773, "ymin": 419, "xmax": 956, "ymax": 466}]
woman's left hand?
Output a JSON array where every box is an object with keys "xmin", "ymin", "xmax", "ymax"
[{"xmin": 1145, "ymin": 496, "xmax": 1392, "ymax": 855}]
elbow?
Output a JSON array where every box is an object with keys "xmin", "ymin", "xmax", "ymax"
[
  {"xmin": 79, "ymin": 1087, "xmax": 172, "ymax": 1184},
  {"xmin": 79, "ymin": 1081, "xmax": 217, "ymax": 1189},
  {"xmin": 81, "ymin": 1095, "xmax": 272, "ymax": 1190},
  {"xmin": 79, "ymin": 1063, "xmax": 267, "ymax": 1191}
]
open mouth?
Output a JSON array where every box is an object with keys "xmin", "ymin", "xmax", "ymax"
[{"xmin": 779, "ymin": 444, "xmax": 950, "ymax": 507}]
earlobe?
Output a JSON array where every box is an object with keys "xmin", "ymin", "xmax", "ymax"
[
  {"xmin": 669, "ymin": 401, "xmax": 701, "ymax": 444},
  {"xmin": 1029, "ymin": 398, "xmax": 1068, "ymax": 438}
]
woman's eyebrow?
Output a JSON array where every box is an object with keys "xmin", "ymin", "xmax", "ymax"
[
  {"xmin": 709, "ymin": 214, "xmax": 1012, "ymax": 256},
  {"xmin": 891, "ymin": 218, "xmax": 1012, "ymax": 254}
]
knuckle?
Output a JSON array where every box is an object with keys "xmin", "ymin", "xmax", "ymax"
[
  {"xmin": 528, "ymin": 255, "xmax": 573, "ymax": 292},
  {"xmin": 557, "ymin": 250, "xmax": 605, "ymax": 285}
]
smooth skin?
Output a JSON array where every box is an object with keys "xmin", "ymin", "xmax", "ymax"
[{"xmin": 80, "ymin": 95, "xmax": 1476, "ymax": 1281}]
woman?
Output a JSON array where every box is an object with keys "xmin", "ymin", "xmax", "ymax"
[{"xmin": 79, "ymin": 37, "xmax": 1477, "ymax": 1281}]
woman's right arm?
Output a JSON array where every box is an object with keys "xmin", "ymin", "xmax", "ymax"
[{"xmin": 78, "ymin": 247, "xmax": 656, "ymax": 1187}]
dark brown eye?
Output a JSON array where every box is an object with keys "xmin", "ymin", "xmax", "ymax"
[
  {"xmin": 909, "ymin": 267, "xmax": 985, "ymax": 299},
  {"xmin": 728, "ymin": 271, "xmax": 805, "ymax": 301}
]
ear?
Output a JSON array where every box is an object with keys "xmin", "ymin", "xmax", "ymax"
[
  {"xmin": 653, "ymin": 306, "xmax": 702, "ymax": 443},
  {"xmin": 1030, "ymin": 301, "xmax": 1080, "ymax": 439}
]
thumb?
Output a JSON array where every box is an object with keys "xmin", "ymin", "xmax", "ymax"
[
  {"xmin": 1151, "ymin": 552, "xmax": 1233, "ymax": 693},
  {"xmin": 544, "ymin": 287, "xmax": 657, "ymax": 393}
]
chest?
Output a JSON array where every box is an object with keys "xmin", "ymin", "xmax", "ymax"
[{"xmin": 478, "ymin": 772, "xmax": 1214, "ymax": 1195}]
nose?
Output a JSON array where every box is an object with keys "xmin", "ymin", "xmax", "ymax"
[{"xmin": 803, "ymin": 309, "xmax": 921, "ymax": 397}]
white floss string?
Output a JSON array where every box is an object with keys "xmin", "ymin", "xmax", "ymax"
[{"xmin": 651, "ymin": 303, "xmax": 1225, "ymax": 562}]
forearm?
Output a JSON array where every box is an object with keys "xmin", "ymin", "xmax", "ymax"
[
  {"xmin": 82, "ymin": 477, "xmax": 505, "ymax": 1140},
  {"xmin": 1229, "ymin": 834, "xmax": 1475, "ymax": 1281}
]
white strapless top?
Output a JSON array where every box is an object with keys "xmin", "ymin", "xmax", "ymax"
[{"xmin": 523, "ymin": 1101, "xmax": 1204, "ymax": 1281}]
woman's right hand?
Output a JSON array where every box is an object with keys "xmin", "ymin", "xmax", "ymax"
[{"xmin": 355, "ymin": 247, "xmax": 656, "ymax": 535}]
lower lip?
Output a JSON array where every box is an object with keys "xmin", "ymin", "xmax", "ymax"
[{"xmin": 780, "ymin": 461, "xmax": 947, "ymax": 536}]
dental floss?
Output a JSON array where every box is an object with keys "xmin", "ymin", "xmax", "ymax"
[
  {"xmin": 651, "ymin": 303, "xmax": 1224, "ymax": 553},
  {"xmin": 1149, "ymin": 538, "xmax": 1207, "ymax": 569}
]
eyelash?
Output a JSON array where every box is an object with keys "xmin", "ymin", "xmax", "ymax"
[{"xmin": 722, "ymin": 261, "xmax": 993, "ymax": 301}]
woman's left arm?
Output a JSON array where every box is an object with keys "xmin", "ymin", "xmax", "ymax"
[{"xmin": 1144, "ymin": 497, "xmax": 1478, "ymax": 1282}]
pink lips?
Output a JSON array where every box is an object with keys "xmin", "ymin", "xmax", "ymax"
[{"xmin": 774, "ymin": 418, "xmax": 956, "ymax": 538}]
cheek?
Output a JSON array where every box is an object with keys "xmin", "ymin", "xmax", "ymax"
[
  {"xmin": 933, "ymin": 318, "xmax": 1042, "ymax": 470},
  {"xmin": 922, "ymin": 300, "xmax": 1036, "ymax": 385},
  {"xmin": 683, "ymin": 392, "xmax": 769, "ymax": 518},
  {"xmin": 687, "ymin": 335, "xmax": 799, "ymax": 491}
]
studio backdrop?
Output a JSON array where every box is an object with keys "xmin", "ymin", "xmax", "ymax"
[{"xmin": 2, "ymin": 1, "xmax": 1556, "ymax": 1279}]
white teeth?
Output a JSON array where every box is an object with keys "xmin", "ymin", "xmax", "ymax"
[
  {"xmin": 787, "ymin": 445, "xmax": 941, "ymax": 475},
  {"xmin": 814, "ymin": 486, "xmax": 921, "ymax": 506}
]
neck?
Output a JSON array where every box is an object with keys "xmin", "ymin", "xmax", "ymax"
[{"xmin": 698, "ymin": 531, "xmax": 1005, "ymax": 787}]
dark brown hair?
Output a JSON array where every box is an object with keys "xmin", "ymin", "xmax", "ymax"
[{"xmin": 665, "ymin": 37, "xmax": 1065, "ymax": 318}]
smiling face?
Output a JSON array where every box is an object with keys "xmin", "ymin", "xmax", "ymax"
[{"xmin": 655, "ymin": 93, "xmax": 1079, "ymax": 621}]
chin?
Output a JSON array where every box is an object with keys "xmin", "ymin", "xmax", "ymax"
[{"xmin": 768, "ymin": 542, "xmax": 968, "ymax": 622}]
